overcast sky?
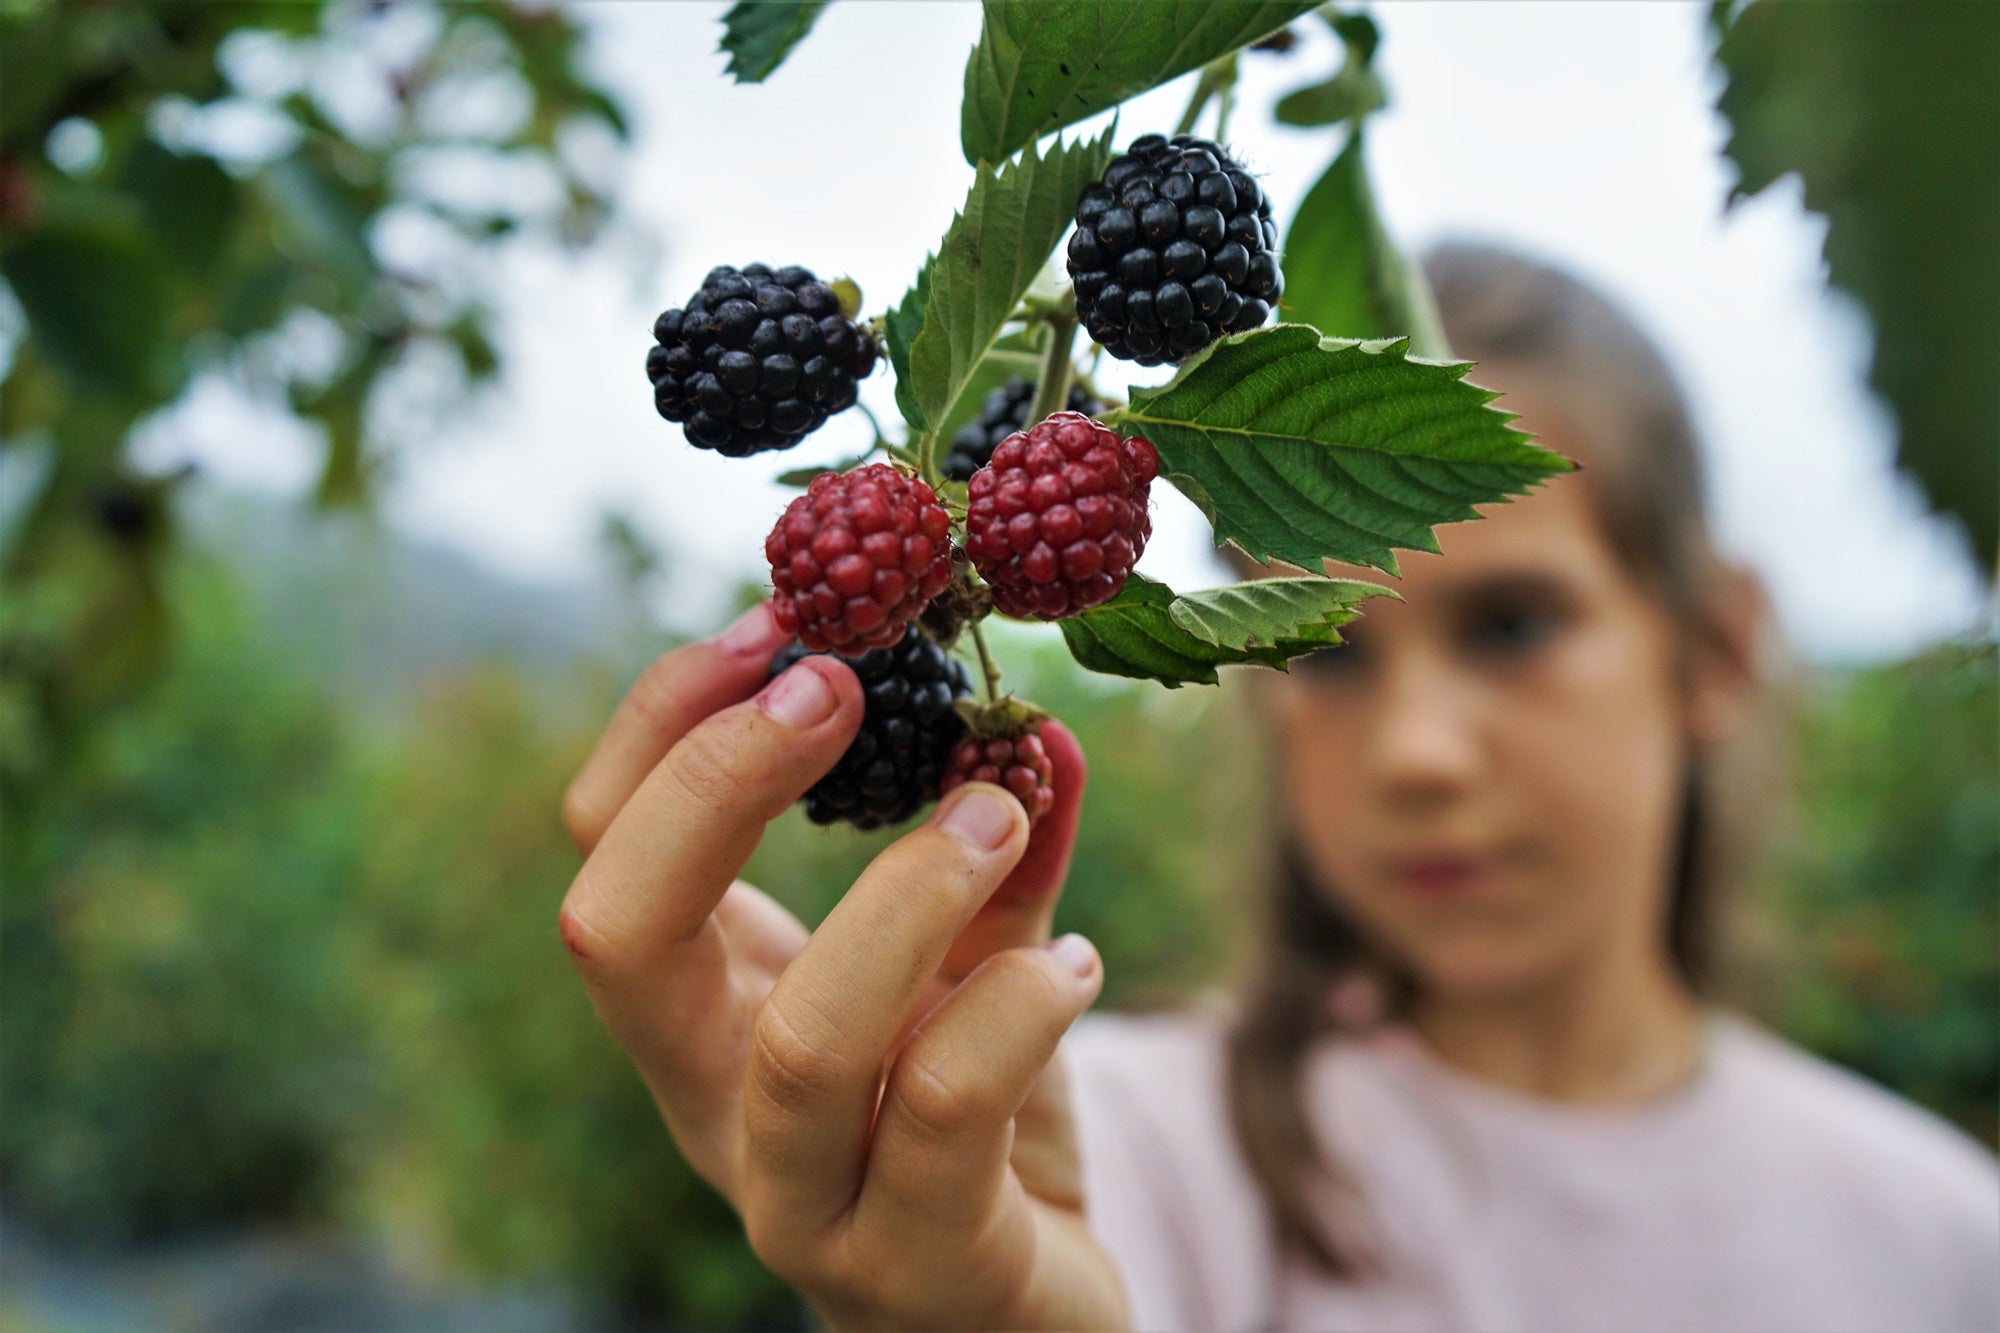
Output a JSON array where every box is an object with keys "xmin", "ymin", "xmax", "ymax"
[{"xmin": 148, "ymin": 1, "xmax": 1989, "ymax": 664}]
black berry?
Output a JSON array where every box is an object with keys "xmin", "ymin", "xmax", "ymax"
[
  {"xmin": 770, "ymin": 628, "xmax": 971, "ymax": 829},
  {"xmin": 942, "ymin": 377, "xmax": 1104, "ymax": 482},
  {"xmin": 649, "ymin": 263, "xmax": 877, "ymax": 457},
  {"xmin": 1068, "ymin": 134, "xmax": 1283, "ymax": 367}
]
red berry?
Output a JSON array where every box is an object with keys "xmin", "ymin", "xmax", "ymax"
[
  {"xmin": 766, "ymin": 463, "xmax": 954, "ymax": 655},
  {"xmin": 964, "ymin": 411, "xmax": 1158, "ymax": 620},
  {"xmin": 939, "ymin": 728, "xmax": 1056, "ymax": 824}
]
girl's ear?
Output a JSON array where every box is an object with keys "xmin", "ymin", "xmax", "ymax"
[{"xmin": 1684, "ymin": 562, "xmax": 1769, "ymax": 748}]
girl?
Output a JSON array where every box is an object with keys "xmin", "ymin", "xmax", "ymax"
[{"xmin": 555, "ymin": 244, "xmax": 1999, "ymax": 1331}]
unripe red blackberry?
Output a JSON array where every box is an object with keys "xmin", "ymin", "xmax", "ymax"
[
  {"xmin": 964, "ymin": 411, "xmax": 1159, "ymax": 621},
  {"xmin": 648, "ymin": 263, "xmax": 877, "ymax": 457},
  {"xmin": 943, "ymin": 376, "xmax": 1104, "ymax": 482},
  {"xmin": 769, "ymin": 628, "xmax": 970, "ymax": 830},
  {"xmin": 766, "ymin": 463, "xmax": 954, "ymax": 656},
  {"xmin": 940, "ymin": 729, "xmax": 1056, "ymax": 824},
  {"xmin": 1067, "ymin": 134, "xmax": 1283, "ymax": 367}
]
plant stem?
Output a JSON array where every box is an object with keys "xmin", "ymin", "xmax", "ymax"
[
  {"xmin": 1027, "ymin": 303, "xmax": 1079, "ymax": 424},
  {"xmin": 969, "ymin": 620, "xmax": 1002, "ymax": 703},
  {"xmin": 1173, "ymin": 55, "xmax": 1239, "ymax": 138}
]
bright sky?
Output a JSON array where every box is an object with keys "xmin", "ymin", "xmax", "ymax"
[{"xmin": 149, "ymin": 1, "xmax": 1989, "ymax": 664}]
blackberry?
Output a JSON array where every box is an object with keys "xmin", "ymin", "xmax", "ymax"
[
  {"xmin": 770, "ymin": 628, "xmax": 971, "ymax": 829},
  {"xmin": 648, "ymin": 263, "xmax": 877, "ymax": 457},
  {"xmin": 765, "ymin": 463, "xmax": 955, "ymax": 656},
  {"xmin": 1066, "ymin": 134, "xmax": 1284, "ymax": 367},
  {"xmin": 943, "ymin": 377, "xmax": 1104, "ymax": 482},
  {"xmin": 965, "ymin": 411, "xmax": 1159, "ymax": 620}
]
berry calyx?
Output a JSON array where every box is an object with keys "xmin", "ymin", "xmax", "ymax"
[
  {"xmin": 767, "ymin": 463, "xmax": 954, "ymax": 656},
  {"xmin": 648, "ymin": 263, "xmax": 877, "ymax": 457},
  {"xmin": 964, "ymin": 411, "xmax": 1159, "ymax": 621},
  {"xmin": 943, "ymin": 376, "xmax": 1104, "ymax": 482},
  {"xmin": 770, "ymin": 628, "xmax": 970, "ymax": 830},
  {"xmin": 940, "ymin": 728, "xmax": 1056, "ymax": 824},
  {"xmin": 1067, "ymin": 133, "xmax": 1283, "ymax": 367}
]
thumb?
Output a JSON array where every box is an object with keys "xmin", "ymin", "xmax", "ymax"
[{"xmin": 940, "ymin": 720, "xmax": 1086, "ymax": 980}]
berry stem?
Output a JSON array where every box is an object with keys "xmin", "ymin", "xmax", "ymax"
[
  {"xmin": 1172, "ymin": 54, "xmax": 1238, "ymax": 137},
  {"xmin": 969, "ymin": 620, "xmax": 1003, "ymax": 703},
  {"xmin": 1026, "ymin": 300, "xmax": 1080, "ymax": 425}
]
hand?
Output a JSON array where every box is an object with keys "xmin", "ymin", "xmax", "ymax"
[{"xmin": 557, "ymin": 602, "xmax": 1129, "ymax": 1331}]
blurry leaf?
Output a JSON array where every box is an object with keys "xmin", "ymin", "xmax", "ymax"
[
  {"xmin": 1, "ymin": 221, "xmax": 178, "ymax": 401},
  {"xmin": 883, "ymin": 257, "xmax": 931, "ymax": 434},
  {"xmin": 1111, "ymin": 326, "xmax": 1569, "ymax": 575},
  {"xmin": 1713, "ymin": 0, "xmax": 2000, "ymax": 563},
  {"xmin": 216, "ymin": 260, "xmax": 297, "ymax": 338},
  {"xmin": 1281, "ymin": 130, "xmax": 1445, "ymax": 354},
  {"xmin": 960, "ymin": 0, "xmax": 1316, "ymax": 165},
  {"xmin": 264, "ymin": 155, "xmax": 373, "ymax": 285},
  {"xmin": 445, "ymin": 316, "xmax": 499, "ymax": 381},
  {"xmin": 1058, "ymin": 572, "xmax": 1383, "ymax": 686},
  {"xmin": 908, "ymin": 127, "xmax": 1112, "ymax": 435},
  {"xmin": 120, "ymin": 137, "xmax": 238, "ymax": 276},
  {"xmin": 718, "ymin": 1, "xmax": 830, "ymax": 84},
  {"xmin": 1272, "ymin": 66, "xmax": 1383, "ymax": 126}
]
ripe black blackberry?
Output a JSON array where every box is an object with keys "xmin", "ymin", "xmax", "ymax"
[
  {"xmin": 942, "ymin": 376, "xmax": 1104, "ymax": 481},
  {"xmin": 769, "ymin": 627, "xmax": 970, "ymax": 829},
  {"xmin": 648, "ymin": 263, "xmax": 877, "ymax": 457},
  {"xmin": 1066, "ymin": 134, "xmax": 1284, "ymax": 367}
]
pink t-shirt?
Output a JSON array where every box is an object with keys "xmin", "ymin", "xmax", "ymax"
[{"xmin": 1063, "ymin": 1007, "xmax": 2000, "ymax": 1332}]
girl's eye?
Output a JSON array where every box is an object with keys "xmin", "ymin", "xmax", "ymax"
[{"xmin": 1462, "ymin": 602, "xmax": 1563, "ymax": 660}]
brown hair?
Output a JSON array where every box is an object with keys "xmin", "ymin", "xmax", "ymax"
[{"xmin": 1222, "ymin": 241, "xmax": 1768, "ymax": 1275}]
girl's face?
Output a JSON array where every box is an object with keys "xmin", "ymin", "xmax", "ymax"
[{"xmin": 1272, "ymin": 409, "xmax": 1707, "ymax": 1001}]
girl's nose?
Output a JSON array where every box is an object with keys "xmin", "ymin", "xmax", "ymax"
[{"xmin": 1363, "ymin": 653, "xmax": 1485, "ymax": 812}]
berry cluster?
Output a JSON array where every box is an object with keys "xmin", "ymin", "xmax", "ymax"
[
  {"xmin": 1067, "ymin": 133, "xmax": 1283, "ymax": 367},
  {"xmin": 769, "ymin": 628, "xmax": 970, "ymax": 830},
  {"xmin": 943, "ymin": 376, "xmax": 1104, "ymax": 482},
  {"xmin": 965, "ymin": 411, "xmax": 1159, "ymax": 620},
  {"xmin": 649, "ymin": 264, "xmax": 877, "ymax": 457},
  {"xmin": 940, "ymin": 732, "xmax": 1056, "ymax": 823},
  {"xmin": 766, "ymin": 463, "xmax": 954, "ymax": 655}
]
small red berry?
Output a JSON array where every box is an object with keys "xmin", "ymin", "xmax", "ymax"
[
  {"xmin": 766, "ymin": 463, "xmax": 954, "ymax": 655},
  {"xmin": 939, "ymin": 728, "xmax": 1056, "ymax": 824},
  {"xmin": 964, "ymin": 411, "xmax": 1158, "ymax": 620}
]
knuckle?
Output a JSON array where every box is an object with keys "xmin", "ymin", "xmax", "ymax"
[
  {"xmin": 991, "ymin": 947, "xmax": 1074, "ymax": 1017},
  {"xmin": 665, "ymin": 722, "xmax": 759, "ymax": 821},
  {"xmin": 740, "ymin": 1203, "xmax": 808, "ymax": 1280},
  {"xmin": 627, "ymin": 652, "xmax": 694, "ymax": 735},
  {"xmin": 747, "ymin": 1001, "xmax": 848, "ymax": 1115},
  {"xmin": 555, "ymin": 889, "xmax": 622, "ymax": 973},
  {"xmin": 559, "ymin": 778, "xmax": 602, "ymax": 850},
  {"xmin": 887, "ymin": 1048, "xmax": 990, "ymax": 1143}
]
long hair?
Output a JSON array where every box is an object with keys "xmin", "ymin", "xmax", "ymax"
[{"xmin": 1222, "ymin": 242, "xmax": 1763, "ymax": 1275}]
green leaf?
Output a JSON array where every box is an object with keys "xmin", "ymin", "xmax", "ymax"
[
  {"xmin": 883, "ymin": 258, "xmax": 931, "ymax": 434},
  {"xmin": 1, "ymin": 221, "xmax": 178, "ymax": 403},
  {"xmin": 960, "ymin": 0, "xmax": 1316, "ymax": 166},
  {"xmin": 1714, "ymin": 0, "xmax": 2000, "ymax": 563},
  {"xmin": 719, "ymin": 1, "xmax": 830, "ymax": 84},
  {"xmin": 1167, "ymin": 575, "xmax": 1391, "ymax": 651},
  {"xmin": 906, "ymin": 127, "xmax": 1112, "ymax": 436},
  {"xmin": 1272, "ymin": 66, "xmax": 1384, "ymax": 127},
  {"xmin": 120, "ymin": 138, "xmax": 239, "ymax": 277},
  {"xmin": 1058, "ymin": 573, "xmax": 1388, "ymax": 687},
  {"xmin": 1111, "ymin": 326, "xmax": 1570, "ymax": 575},
  {"xmin": 1281, "ymin": 130, "xmax": 1444, "ymax": 355}
]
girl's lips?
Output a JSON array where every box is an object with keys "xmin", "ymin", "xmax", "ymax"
[{"xmin": 1393, "ymin": 854, "xmax": 1494, "ymax": 900}]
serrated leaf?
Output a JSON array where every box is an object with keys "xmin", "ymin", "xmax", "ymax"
[
  {"xmin": 1058, "ymin": 573, "xmax": 1386, "ymax": 687},
  {"xmin": 883, "ymin": 258, "xmax": 931, "ymax": 433},
  {"xmin": 960, "ymin": 0, "xmax": 1316, "ymax": 166},
  {"xmin": 718, "ymin": 1, "xmax": 830, "ymax": 84},
  {"xmin": 907, "ymin": 128, "xmax": 1112, "ymax": 436},
  {"xmin": 1714, "ymin": 0, "xmax": 1999, "ymax": 563},
  {"xmin": 1282, "ymin": 130, "xmax": 1444, "ymax": 355},
  {"xmin": 1111, "ymin": 326, "xmax": 1570, "ymax": 576},
  {"xmin": 1167, "ymin": 576, "xmax": 1391, "ymax": 650}
]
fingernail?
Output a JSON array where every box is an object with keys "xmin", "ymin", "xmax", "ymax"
[
  {"xmin": 937, "ymin": 786, "xmax": 1018, "ymax": 851},
  {"xmin": 1046, "ymin": 933, "xmax": 1098, "ymax": 979},
  {"xmin": 715, "ymin": 602, "xmax": 780, "ymax": 656},
  {"xmin": 757, "ymin": 662, "xmax": 837, "ymax": 728}
]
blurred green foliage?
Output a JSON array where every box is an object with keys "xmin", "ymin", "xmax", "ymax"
[
  {"xmin": 3, "ymin": 535, "xmax": 1992, "ymax": 1327},
  {"xmin": 0, "ymin": 0, "xmax": 627, "ymax": 804}
]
